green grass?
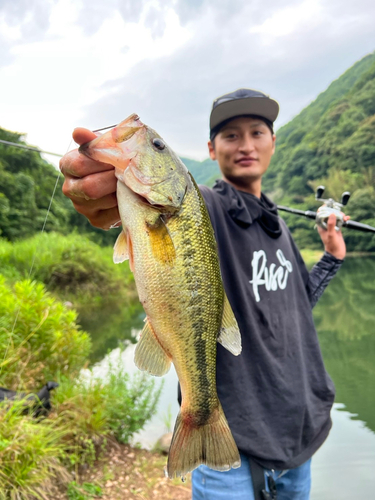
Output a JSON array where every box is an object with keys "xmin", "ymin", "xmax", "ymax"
[
  {"xmin": 67, "ymin": 481, "xmax": 102, "ymax": 500},
  {"xmin": 0, "ymin": 232, "xmax": 136, "ymax": 306},
  {"xmin": 0, "ymin": 401, "xmax": 70, "ymax": 500}
]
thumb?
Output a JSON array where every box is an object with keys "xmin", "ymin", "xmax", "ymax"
[
  {"xmin": 72, "ymin": 127, "xmax": 98, "ymax": 146},
  {"xmin": 326, "ymin": 213, "xmax": 336, "ymax": 232}
]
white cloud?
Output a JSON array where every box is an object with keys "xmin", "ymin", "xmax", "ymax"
[
  {"xmin": 249, "ymin": 0, "xmax": 324, "ymax": 38},
  {"xmin": 0, "ymin": 0, "xmax": 192, "ymax": 164},
  {"xmin": 0, "ymin": 0, "xmax": 374, "ymax": 166}
]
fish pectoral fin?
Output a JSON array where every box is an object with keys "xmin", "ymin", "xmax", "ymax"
[
  {"xmin": 113, "ymin": 230, "xmax": 129, "ymax": 264},
  {"xmin": 147, "ymin": 216, "xmax": 176, "ymax": 265},
  {"xmin": 217, "ymin": 294, "xmax": 242, "ymax": 356},
  {"xmin": 134, "ymin": 318, "xmax": 171, "ymax": 376}
]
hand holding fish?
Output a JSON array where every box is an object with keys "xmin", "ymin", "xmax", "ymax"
[
  {"xmin": 59, "ymin": 128, "xmax": 120, "ymax": 229},
  {"xmin": 316, "ymin": 213, "xmax": 349, "ymax": 260}
]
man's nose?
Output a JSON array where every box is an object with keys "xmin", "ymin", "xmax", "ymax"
[{"xmin": 239, "ymin": 135, "xmax": 255, "ymax": 153}]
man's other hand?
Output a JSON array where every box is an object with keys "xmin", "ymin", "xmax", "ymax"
[
  {"xmin": 317, "ymin": 213, "xmax": 349, "ymax": 260},
  {"xmin": 59, "ymin": 128, "xmax": 120, "ymax": 230}
]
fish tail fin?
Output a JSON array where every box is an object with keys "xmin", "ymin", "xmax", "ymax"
[{"xmin": 167, "ymin": 404, "xmax": 241, "ymax": 479}]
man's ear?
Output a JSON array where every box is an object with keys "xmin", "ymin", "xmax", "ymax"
[
  {"xmin": 271, "ymin": 134, "xmax": 276, "ymax": 155},
  {"xmin": 208, "ymin": 140, "xmax": 216, "ymax": 160}
]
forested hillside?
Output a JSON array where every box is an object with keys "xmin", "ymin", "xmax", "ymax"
[
  {"xmin": 264, "ymin": 51, "xmax": 375, "ymax": 194},
  {"xmin": 181, "ymin": 157, "xmax": 220, "ymax": 187},
  {"xmin": 1, "ymin": 51, "xmax": 374, "ymax": 251},
  {"xmin": 264, "ymin": 51, "xmax": 375, "ymax": 251},
  {"xmin": 0, "ymin": 128, "xmax": 121, "ymax": 246}
]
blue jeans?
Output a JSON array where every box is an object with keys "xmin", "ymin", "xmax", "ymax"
[{"xmin": 192, "ymin": 453, "xmax": 311, "ymax": 500}]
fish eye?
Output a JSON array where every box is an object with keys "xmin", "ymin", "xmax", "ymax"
[{"xmin": 152, "ymin": 138, "xmax": 165, "ymax": 150}]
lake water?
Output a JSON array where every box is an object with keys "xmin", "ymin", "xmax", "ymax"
[{"xmin": 81, "ymin": 256, "xmax": 375, "ymax": 498}]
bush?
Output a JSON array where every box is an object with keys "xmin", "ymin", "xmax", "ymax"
[
  {"xmin": 101, "ymin": 363, "xmax": 163, "ymax": 444},
  {"xmin": 0, "ymin": 277, "xmax": 162, "ymax": 498},
  {"xmin": 52, "ymin": 363, "xmax": 163, "ymax": 465},
  {"xmin": 52, "ymin": 377, "xmax": 109, "ymax": 468},
  {"xmin": 0, "ymin": 276, "xmax": 91, "ymax": 390},
  {"xmin": 0, "ymin": 369, "xmax": 162, "ymax": 498},
  {"xmin": 0, "ymin": 401, "xmax": 70, "ymax": 500},
  {"xmin": 0, "ymin": 232, "xmax": 135, "ymax": 306}
]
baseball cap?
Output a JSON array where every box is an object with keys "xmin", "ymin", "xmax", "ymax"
[{"xmin": 210, "ymin": 88, "xmax": 279, "ymax": 137}]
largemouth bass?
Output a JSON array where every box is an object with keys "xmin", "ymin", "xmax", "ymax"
[{"xmin": 79, "ymin": 114, "xmax": 242, "ymax": 478}]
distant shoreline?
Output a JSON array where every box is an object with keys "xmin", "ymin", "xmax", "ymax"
[{"xmin": 300, "ymin": 249, "xmax": 375, "ymax": 267}]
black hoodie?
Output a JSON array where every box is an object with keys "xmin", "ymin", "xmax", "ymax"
[{"xmin": 198, "ymin": 180, "xmax": 343, "ymax": 470}]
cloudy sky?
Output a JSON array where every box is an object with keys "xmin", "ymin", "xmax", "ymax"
[{"xmin": 1, "ymin": 0, "xmax": 374, "ymax": 166}]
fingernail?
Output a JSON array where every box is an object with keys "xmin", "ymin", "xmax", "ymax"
[{"xmin": 69, "ymin": 189, "xmax": 92, "ymax": 200}]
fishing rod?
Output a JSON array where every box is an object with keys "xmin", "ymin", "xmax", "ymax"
[{"xmin": 277, "ymin": 186, "xmax": 375, "ymax": 234}]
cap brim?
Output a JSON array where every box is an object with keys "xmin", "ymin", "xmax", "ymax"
[{"xmin": 210, "ymin": 97, "xmax": 279, "ymax": 130}]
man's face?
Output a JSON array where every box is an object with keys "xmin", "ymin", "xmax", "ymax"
[{"xmin": 208, "ymin": 116, "xmax": 276, "ymax": 188}]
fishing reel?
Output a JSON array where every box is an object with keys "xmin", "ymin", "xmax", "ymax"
[{"xmin": 315, "ymin": 185, "xmax": 350, "ymax": 231}]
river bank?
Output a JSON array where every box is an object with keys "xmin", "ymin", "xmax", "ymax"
[
  {"xmin": 54, "ymin": 443, "xmax": 191, "ymax": 500},
  {"xmin": 0, "ymin": 277, "xmax": 163, "ymax": 499}
]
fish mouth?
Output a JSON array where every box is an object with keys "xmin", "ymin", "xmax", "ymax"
[{"xmin": 78, "ymin": 113, "xmax": 144, "ymax": 163}]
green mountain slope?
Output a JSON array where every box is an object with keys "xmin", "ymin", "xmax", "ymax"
[
  {"xmin": 0, "ymin": 128, "xmax": 71, "ymax": 240},
  {"xmin": 264, "ymin": 51, "xmax": 375, "ymax": 196},
  {"xmin": 181, "ymin": 157, "xmax": 220, "ymax": 187},
  {"xmin": 263, "ymin": 51, "xmax": 375, "ymax": 252}
]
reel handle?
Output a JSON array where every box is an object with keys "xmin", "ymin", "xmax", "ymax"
[
  {"xmin": 341, "ymin": 191, "xmax": 351, "ymax": 206},
  {"xmin": 315, "ymin": 185, "xmax": 325, "ymax": 200}
]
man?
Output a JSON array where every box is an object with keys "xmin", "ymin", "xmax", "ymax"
[{"xmin": 60, "ymin": 88, "xmax": 347, "ymax": 500}]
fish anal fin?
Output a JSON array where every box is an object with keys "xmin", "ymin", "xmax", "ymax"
[
  {"xmin": 134, "ymin": 318, "xmax": 171, "ymax": 376},
  {"xmin": 217, "ymin": 294, "xmax": 242, "ymax": 356},
  {"xmin": 167, "ymin": 404, "xmax": 241, "ymax": 479},
  {"xmin": 147, "ymin": 217, "xmax": 176, "ymax": 265},
  {"xmin": 113, "ymin": 230, "xmax": 129, "ymax": 264}
]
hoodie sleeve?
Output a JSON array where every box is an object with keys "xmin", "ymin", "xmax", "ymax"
[
  {"xmin": 306, "ymin": 252, "xmax": 344, "ymax": 308},
  {"xmin": 279, "ymin": 218, "xmax": 344, "ymax": 308}
]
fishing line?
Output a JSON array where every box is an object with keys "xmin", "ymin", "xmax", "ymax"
[
  {"xmin": 0, "ymin": 137, "xmax": 74, "ymax": 376},
  {"xmin": 93, "ymin": 124, "xmax": 117, "ymax": 132},
  {"xmin": 0, "ymin": 139, "xmax": 63, "ymax": 157},
  {"xmin": 0, "ymin": 123, "xmax": 118, "ymax": 156}
]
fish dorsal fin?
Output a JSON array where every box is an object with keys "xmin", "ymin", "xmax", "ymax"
[
  {"xmin": 113, "ymin": 230, "xmax": 129, "ymax": 264},
  {"xmin": 134, "ymin": 318, "xmax": 172, "ymax": 376},
  {"xmin": 217, "ymin": 294, "xmax": 242, "ymax": 356},
  {"xmin": 148, "ymin": 217, "xmax": 176, "ymax": 265}
]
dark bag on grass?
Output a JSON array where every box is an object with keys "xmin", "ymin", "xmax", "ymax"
[{"xmin": 0, "ymin": 381, "xmax": 59, "ymax": 417}]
